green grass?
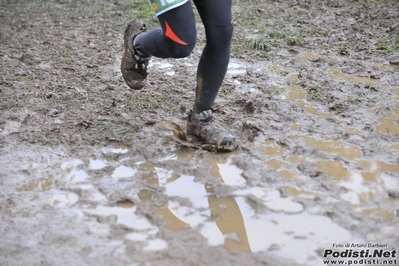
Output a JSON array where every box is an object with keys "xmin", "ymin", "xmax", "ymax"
[
  {"xmin": 307, "ymin": 87, "xmax": 332, "ymax": 103},
  {"xmin": 271, "ymin": 86, "xmax": 286, "ymax": 95},
  {"xmin": 0, "ymin": 99, "xmax": 22, "ymax": 110}
]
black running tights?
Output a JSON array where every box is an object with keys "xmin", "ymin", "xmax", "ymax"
[{"xmin": 135, "ymin": 0, "xmax": 233, "ymax": 113}]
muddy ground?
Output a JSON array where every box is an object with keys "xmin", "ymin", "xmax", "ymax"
[{"xmin": 1, "ymin": 0, "xmax": 399, "ymax": 265}]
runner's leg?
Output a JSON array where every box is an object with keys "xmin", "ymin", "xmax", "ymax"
[
  {"xmin": 192, "ymin": 0, "xmax": 233, "ymax": 113},
  {"xmin": 134, "ymin": 1, "xmax": 196, "ymax": 58}
]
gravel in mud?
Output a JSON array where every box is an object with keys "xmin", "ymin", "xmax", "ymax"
[{"xmin": 1, "ymin": 0, "xmax": 399, "ymax": 266}]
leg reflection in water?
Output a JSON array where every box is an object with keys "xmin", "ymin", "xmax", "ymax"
[{"xmin": 137, "ymin": 160, "xmax": 251, "ymax": 252}]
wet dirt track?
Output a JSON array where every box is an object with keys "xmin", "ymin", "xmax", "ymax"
[{"xmin": 1, "ymin": 0, "xmax": 399, "ymax": 265}]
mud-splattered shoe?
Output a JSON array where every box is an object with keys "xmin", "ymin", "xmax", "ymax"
[
  {"xmin": 187, "ymin": 109, "xmax": 237, "ymax": 151},
  {"xmin": 121, "ymin": 21, "xmax": 151, "ymax": 90}
]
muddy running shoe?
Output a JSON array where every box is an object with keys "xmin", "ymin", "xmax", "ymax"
[
  {"xmin": 121, "ymin": 21, "xmax": 151, "ymax": 90},
  {"xmin": 187, "ymin": 109, "xmax": 237, "ymax": 150}
]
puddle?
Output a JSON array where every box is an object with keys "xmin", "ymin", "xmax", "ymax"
[
  {"xmin": 111, "ymin": 165, "xmax": 137, "ymax": 179},
  {"xmin": 259, "ymin": 140, "xmax": 286, "ymax": 156},
  {"xmin": 227, "ymin": 61, "xmax": 247, "ymax": 76},
  {"xmin": 327, "ymin": 67, "xmax": 379, "ymax": 84},
  {"xmin": 91, "ymin": 205, "xmax": 159, "ymax": 232},
  {"xmin": 315, "ymin": 160, "xmax": 350, "ymax": 182},
  {"xmin": 19, "ymin": 177, "xmax": 53, "ymax": 191},
  {"xmin": 101, "ymin": 147, "xmax": 128, "ymax": 154},
  {"xmin": 281, "ymin": 186, "xmax": 319, "ymax": 199},
  {"xmin": 147, "ymin": 167, "xmax": 351, "ymax": 264},
  {"xmin": 214, "ymin": 197, "xmax": 351, "ymax": 265},
  {"xmin": 299, "ymin": 136, "xmax": 362, "ymax": 160},
  {"xmin": 286, "ymin": 85, "xmax": 308, "ymax": 99},
  {"xmin": 345, "ymin": 128, "xmax": 362, "ymax": 135},
  {"xmin": 369, "ymin": 63, "xmax": 395, "ymax": 72},
  {"xmin": 376, "ymin": 112, "xmax": 399, "ymax": 135},
  {"xmin": 314, "ymin": 159, "xmax": 398, "ymax": 205},
  {"xmin": 287, "ymin": 73, "xmax": 299, "ymax": 83},
  {"xmin": 209, "ymin": 158, "xmax": 246, "ymax": 186},
  {"xmin": 50, "ymin": 191, "xmax": 79, "ymax": 208},
  {"xmin": 300, "ymin": 52, "xmax": 326, "ymax": 62},
  {"xmin": 356, "ymin": 160, "xmax": 399, "ymax": 182},
  {"xmin": 61, "ymin": 159, "xmax": 89, "ymax": 183},
  {"xmin": 266, "ymin": 159, "xmax": 288, "ymax": 171},
  {"xmin": 89, "ymin": 159, "xmax": 107, "ymax": 170},
  {"xmin": 298, "ymin": 100, "xmax": 331, "ymax": 118}
]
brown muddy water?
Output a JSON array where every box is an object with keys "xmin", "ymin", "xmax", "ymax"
[{"xmin": 1, "ymin": 0, "xmax": 399, "ymax": 266}]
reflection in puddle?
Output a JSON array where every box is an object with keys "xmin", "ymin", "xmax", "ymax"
[
  {"xmin": 206, "ymin": 194, "xmax": 251, "ymax": 251},
  {"xmin": 111, "ymin": 165, "xmax": 137, "ymax": 179},
  {"xmin": 50, "ymin": 191, "xmax": 79, "ymax": 208},
  {"xmin": 89, "ymin": 159, "xmax": 107, "ymax": 170},
  {"xmin": 9, "ymin": 139, "xmax": 395, "ymax": 265},
  {"xmin": 314, "ymin": 159, "xmax": 398, "ymax": 205},
  {"xmin": 281, "ymin": 186, "xmax": 319, "ymax": 199},
  {"xmin": 90, "ymin": 205, "xmax": 169, "ymax": 251},
  {"xmin": 290, "ymin": 124, "xmax": 302, "ymax": 130},
  {"xmin": 91, "ymin": 205, "xmax": 159, "ymax": 232},
  {"xmin": 61, "ymin": 159, "xmax": 88, "ymax": 183},
  {"xmin": 279, "ymin": 170, "xmax": 301, "ymax": 180},
  {"xmin": 148, "ymin": 167, "xmax": 349, "ymax": 264},
  {"xmin": 237, "ymin": 198, "xmax": 350, "ymax": 263},
  {"xmin": 210, "ymin": 158, "xmax": 246, "ymax": 186}
]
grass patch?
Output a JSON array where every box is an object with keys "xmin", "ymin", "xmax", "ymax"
[
  {"xmin": 307, "ymin": 87, "xmax": 332, "ymax": 103},
  {"xmin": 376, "ymin": 37, "xmax": 398, "ymax": 53},
  {"xmin": 285, "ymin": 37, "xmax": 297, "ymax": 46},
  {"xmin": 270, "ymin": 86, "xmax": 286, "ymax": 95},
  {"xmin": 0, "ymin": 98, "xmax": 22, "ymax": 110},
  {"xmin": 247, "ymin": 37, "xmax": 270, "ymax": 50},
  {"xmin": 348, "ymin": 96, "xmax": 361, "ymax": 104},
  {"xmin": 128, "ymin": 0, "xmax": 154, "ymax": 19}
]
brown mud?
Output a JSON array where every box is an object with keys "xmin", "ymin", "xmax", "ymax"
[{"xmin": 1, "ymin": 0, "xmax": 399, "ymax": 265}]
